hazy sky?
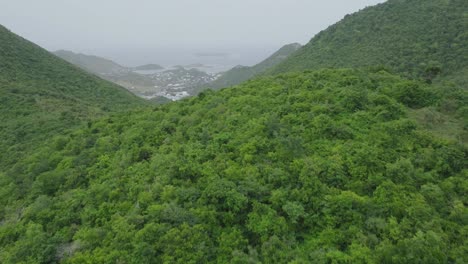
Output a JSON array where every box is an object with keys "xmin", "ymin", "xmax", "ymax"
[{"xmin": 1, "ymin": 0, "xmax": 386, "ymax": 66}]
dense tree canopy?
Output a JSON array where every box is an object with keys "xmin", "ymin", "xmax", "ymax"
[
  {"xmin": 0, "ymin": 0, "xmax": 467, "ymax": 263},
  {"xmin": 269, "ymin": 0, "xmax": 468, "ymax": 83},
  {"xmin": 1, "ymin": 69, "xmax": 466, "ymax": 263}
]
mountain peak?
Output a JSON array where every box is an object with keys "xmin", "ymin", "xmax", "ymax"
[{"xmin": 269, "ymin": 0, "xmax": 468, "ymax": 78}]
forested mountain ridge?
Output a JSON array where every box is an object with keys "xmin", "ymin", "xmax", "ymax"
[
  {"xmin": 205, "ymin": 43, "xmax": 302, "ymax": 90},
  {"xmin": 269, "ymin": 0, "xmax": 468, "ymax": 83},
  {"xmin": 0, "ymin": 0, "xmax": 467, "ymax": 262},
  {"xmin": 0, "ymin": 25, "xmax": 146, "ymax": 167},
  {"xmin": 0, "ymin": 69, "xmax": 466, "ymax": 263}
]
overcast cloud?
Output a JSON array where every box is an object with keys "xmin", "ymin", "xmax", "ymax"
[{"xmin": 0, "ymin": 0, "xmax": 386, "ymax": 66}]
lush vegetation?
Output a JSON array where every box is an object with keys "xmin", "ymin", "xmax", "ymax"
[
  {"xmin": 0, "ymin": 25, "xmax": 146, "ymax": 168},
  {"xmin": 1, "ymin": 0, "xmax": 467, "ymax": 263},
  {"xmin": 1, "ymin": 69, "xmax": 466, "ymax": 263},
  {"xmin": 440, "ymin": 66, "xmax": 468, "ymax": 89},
  {"xmin": 206, "ymin": 43, "xmax": 301, "ymax": 90},
  {"xmin": 269, "ymin": 0, "xmax": 468, "ymax": 84}
]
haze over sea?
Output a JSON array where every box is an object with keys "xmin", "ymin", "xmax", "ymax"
[{"xmin": 81, "ymin": 45, "xmax": 281, "ymax": 73}]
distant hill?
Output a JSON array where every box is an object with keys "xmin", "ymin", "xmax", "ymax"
[
  {"xmin": 0, "ymin": 25, "xmax": 145, "ymax": 166},
  {"xmin": 269, "ymin": 0, "xmax": 468, "ymax": 83},
  {"xmin": 55, "ymin": 49, "xmax": 220, "ymax": 99},
  {"xmin": 133, "ymin": 64, "xmax": 164, "ymax": 71},
  {"xmin": 206, "ymin": 43, "xmax": 301, "ymax": 90},
  {"xmin": 54, "ymin": 50, "xmax": 127, "ymax": 75},
  {"xmin": 54, "ymin": 50, "xmax": 168, "ymax": 97}
]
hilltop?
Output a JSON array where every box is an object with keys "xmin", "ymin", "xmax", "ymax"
[{"xmin": 269, "ymin": 0, "xmax": 468, "ymax": 83}]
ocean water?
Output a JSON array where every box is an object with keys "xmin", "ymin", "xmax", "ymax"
[{"xmin": 89, "ymin": 46, "xmax": 279, "ymax": 74}]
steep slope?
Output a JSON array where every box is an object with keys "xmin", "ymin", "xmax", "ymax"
[
  {"xmin": 206, "ymin": 43, "xmax": 301, "ymax": 90},
  {"xmin": 0, "ymin": 69, "xmax": 466, "ymax": 263},
  {"xmin": 0, "ymin": 25, "xmax": 145, "ymax": 166},
  {"xmin": 270, "ymin": 0, "xmax": 468, "ymax": 82},
  {"xmin": 54, "ymin": 50, "xmax": 127, "ymax": 75}
]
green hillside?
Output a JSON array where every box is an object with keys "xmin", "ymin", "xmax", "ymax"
[
  {"xmin": 207, "ymin": 43, "xmax": 301, "ymax": 90},
  {"xmin": 53, "ymin": 50, "xmax": 127, "ymax": 75},
  {"xmin": 270, "ymin": 0, "xmax": 468, "ymax": 83},
  {"xmin": 1, "ymin": 0, "xmax": 467, "ymax": 263},
  {"xmin": 0, "ymin": 69, "xmax": 466, "ymax": 263},
  {"xmin": 0, "ymin": 25, "xmax": 145, "ymax": 167}
]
